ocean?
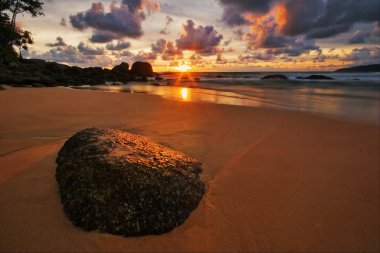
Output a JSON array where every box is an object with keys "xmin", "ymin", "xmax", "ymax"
[{"xmin": 74, "ymin": 71, "xmax": 380, "ymax": 125}]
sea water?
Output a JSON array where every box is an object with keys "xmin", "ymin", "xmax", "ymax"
[{"xmin": 74, "ymin": 72, "xmax": 380, "ymax": 126}]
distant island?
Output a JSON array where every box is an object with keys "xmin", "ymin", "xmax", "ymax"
[{"xmin": 335, "ymin": 64, "xmax": 380, "ymax": 73}]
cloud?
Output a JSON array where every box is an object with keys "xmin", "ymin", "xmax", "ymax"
[
  {"xmin": 219, "ymin": 0, "xmax": 275, "ymax": 22},
  {"xmin": 26, "ymin": 44, "xmax": 113, "ymax": 67},
  {"xmin": 133, "ymin": 51, "xmax": 157, "ymax": 62},
  {"xmin": 348, "ymin": 31, "xmax": 371, "ymax": 44},
  {"xmin": 70, "ymin": 0, "xmax": 159, "ymax": 43},
  {"xmin": 151, "ymin": 38, "xmax": 182, "ymax": 60},
  {"xmin": 176, "ymin": 20, "xmax": 223, "ymax": 55},
  {"xmin": 216, "ymin": 53, "xmax": 228, "ymax": 64},
  {"xmin": 106, "ymin": 41, "xmax": 131, "ymax": 50},
  {"xmin": 342, "ymin": 47, "xmax": 380, "ymax": 65},
  {"xmin": 46, "ymin": 37, "xmax": 67, "ymax": 47},
  {"xmin": 218, "ymin": 0, "xmax": 380, "ymax": 40},
  {"xmin": 160, "ymin": 15, "xmax": 173, "ymax": 35},
  {"xmin": 77, "ymin": 42, "xmax": 105, "ymax": 55}
]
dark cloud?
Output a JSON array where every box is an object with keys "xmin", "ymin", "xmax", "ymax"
[
  {"xmin": 348, "ymin": 31, "xmax": 371, "ymax": 44},
  {"xmin": 106, "ymin": 41, "xmax": 131, "ymax": 51},
  {"xmin": 265, "ymin": 38, "xmax": 319, "ymax": 57},
  {"xmin": 46, "ymin": 37, "xmax": 67, "ymax": 47},
  {"xmin": 219, "ymin": 0, "xmax": 380, "ymax": 40},
  {"xmin": 160, "ymin": 15, "xmax": 173, "ymax": 35},
  {"xmin": 176, "ymin": 20, "xmax": 223, "ymax": 56},
  {"xmin": 77, "ymin": 42, "xmax": 105, "ymax": 55},
  {"xmin": 70, "ymin": 0, "xmax": 159, "ymax": 43}
]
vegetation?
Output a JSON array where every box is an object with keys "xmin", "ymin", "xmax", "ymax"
[{"xmin": 0, "ymin": 0, "xmax": 44, "ymax": 63}]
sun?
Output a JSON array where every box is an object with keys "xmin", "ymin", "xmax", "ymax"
[{"xmin": 176, "ymin": 63, "xmax": 192, "ymax": 72}]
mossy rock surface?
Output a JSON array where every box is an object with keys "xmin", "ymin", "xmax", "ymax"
[{"xmin": 56, "ymin": 128, "xmax": 205, "ymax": 237}]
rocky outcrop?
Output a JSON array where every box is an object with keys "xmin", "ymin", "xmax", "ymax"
[
  {"xmin": 261, "ymin": 74, "xmax": 288, "ymax": 80},
  {"xmin": 0, "ymin": 59, "xmax": 155, "ymax": 86},
  {"xmin": 297, "ymin": 75, "xmax": 334, "ymax": 80},
  {"xmin": 130, "ymin": 62, "xmax": 154, "ymax": 77},
  {"xmin": 56, "ymin": 128, "xmax": 205, "ymax": 237},
  {"xmin": 112, "ymin": 62, "xmax": 129, "ymax": 74}
]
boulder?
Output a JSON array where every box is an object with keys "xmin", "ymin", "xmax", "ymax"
[
  {"xmin": 112, "ymin": 62, "xmax": 129, "ymax": 73},
  {"xmin": 261, "ymin": 74, "xmax": 288, "ymax": 80},
  {"xmin": 130, "ymin": 62, "xmax": 154, "ymax": 77},
  {"xmin": 297, "ymin": 75, "xmax": 334, "ymax": 80},
  {"xmin": 56, "ymin": 128, "xmax": 205, "ymax": 237}
]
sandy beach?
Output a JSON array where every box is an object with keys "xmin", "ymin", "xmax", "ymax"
[{"xmin": 0, "ymin": 86, "xmax": 379, "ymax": 252}]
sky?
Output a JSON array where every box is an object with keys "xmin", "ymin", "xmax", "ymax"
[{"xmin": 19, "ymin": 0, "xmax": 380, "ymax": 72}]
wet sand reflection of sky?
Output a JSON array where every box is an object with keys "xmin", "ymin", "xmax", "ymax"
[{"xmin": 73, "ymin": 84, "xmax": 380, "ymax": 125}]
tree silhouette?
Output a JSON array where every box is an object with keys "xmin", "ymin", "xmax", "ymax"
[{"xmin": 0, "ymin": 0, "xmax": 43, "ymax": 62}]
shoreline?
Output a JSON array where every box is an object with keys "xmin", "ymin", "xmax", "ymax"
[{"xmin": 0, "ymin": 87, "xmax": 379, "ymax": 252}]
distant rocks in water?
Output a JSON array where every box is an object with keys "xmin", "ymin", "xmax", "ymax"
[
  {"xmin": 130, "ymin": 62, "xmax": 154, "ymax": 77},
  {"xmin": 261, "ymin": 74, "xmax": 288, "ymax": 80},
  {"xmin": 296, "ymin": 75, "xmax": 334, "ymax": 80},
  {"xmin": 155, "ymin": 76, "xmax": 164, "ymax": 81},
  {"xmin": 56, "ymin": 128, "xmax": 205, "ymax": 237},
  {"xmin": 112, "ymin": 62, "xmax": 129, "ymax": 73},
  {"xmin": 335, "ymin": 64, "xmax": 380, "ymax": 73}
]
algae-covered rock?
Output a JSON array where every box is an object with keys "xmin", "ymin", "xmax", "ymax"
[{"xmin": 56, "ymin": 128, "xmax": 205, "ymax": 237}]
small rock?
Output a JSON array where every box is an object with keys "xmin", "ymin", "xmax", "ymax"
[
  {"xmin": 261, "ymin": 74, "xmax": 288, "ymax": 80},
  {"xmin": 297, "ymin": 75, "xmax": 334, "ymax": 80}
]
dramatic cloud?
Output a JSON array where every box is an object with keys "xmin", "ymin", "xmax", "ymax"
[
  {"xmin": 218, "ymin": 0, "xmax": 380, "ymax": 40},
  {"xmin": 176, "ymin": 20, "xmax": 223, "ymax": 55},
  {"xmin": 77, "ymin": 42, "xmax": 105, "ymax": 55},
  {"xmin": 106, "ymin": 41, "xmax": 131, "ymax": 51},
  {"xmin": 46, "ymin": 37, "xmax": 67, "ymax": 47},
  {"xmin": 70, "ymin": 0, "xmax": 159, "ymax": 43},
  {"xmin": 219, "ymin": 0, "xmax": 380, "ymax": 51}
]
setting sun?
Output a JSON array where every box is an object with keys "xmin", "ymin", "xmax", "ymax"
[{"xmin": 176, "ymin": 64, "xmax": 192, "ymax": 72}]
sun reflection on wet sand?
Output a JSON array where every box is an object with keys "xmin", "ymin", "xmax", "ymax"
[{"xmin": 180, "ymin": 88, "xmax": 189, "ymax": 101}]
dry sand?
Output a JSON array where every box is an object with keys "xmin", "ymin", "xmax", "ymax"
[{"xmin": 0, "ymin": 86, "xmax": 379, "ymax": 252}]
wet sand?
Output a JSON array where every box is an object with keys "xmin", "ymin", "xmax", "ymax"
[{"xmin": 0, "ymin": 86, "xmax": 379, "ymax": 252}]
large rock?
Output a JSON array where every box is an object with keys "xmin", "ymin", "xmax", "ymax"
[
  {"xmin": 130, "ymin": 62, "xmax": 154, "ymax": 77},
  {"xmin": 112, "ymin": 62, "xmax": 129, "ymax": 73},
  {"xmin": 56, "ymin": 128, "xmax": 205, "ymax": 237}
]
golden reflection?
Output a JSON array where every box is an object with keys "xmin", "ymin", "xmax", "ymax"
[{"xmin": 180, "ymin": 88, "xmax": 189, "ymax": 101}]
